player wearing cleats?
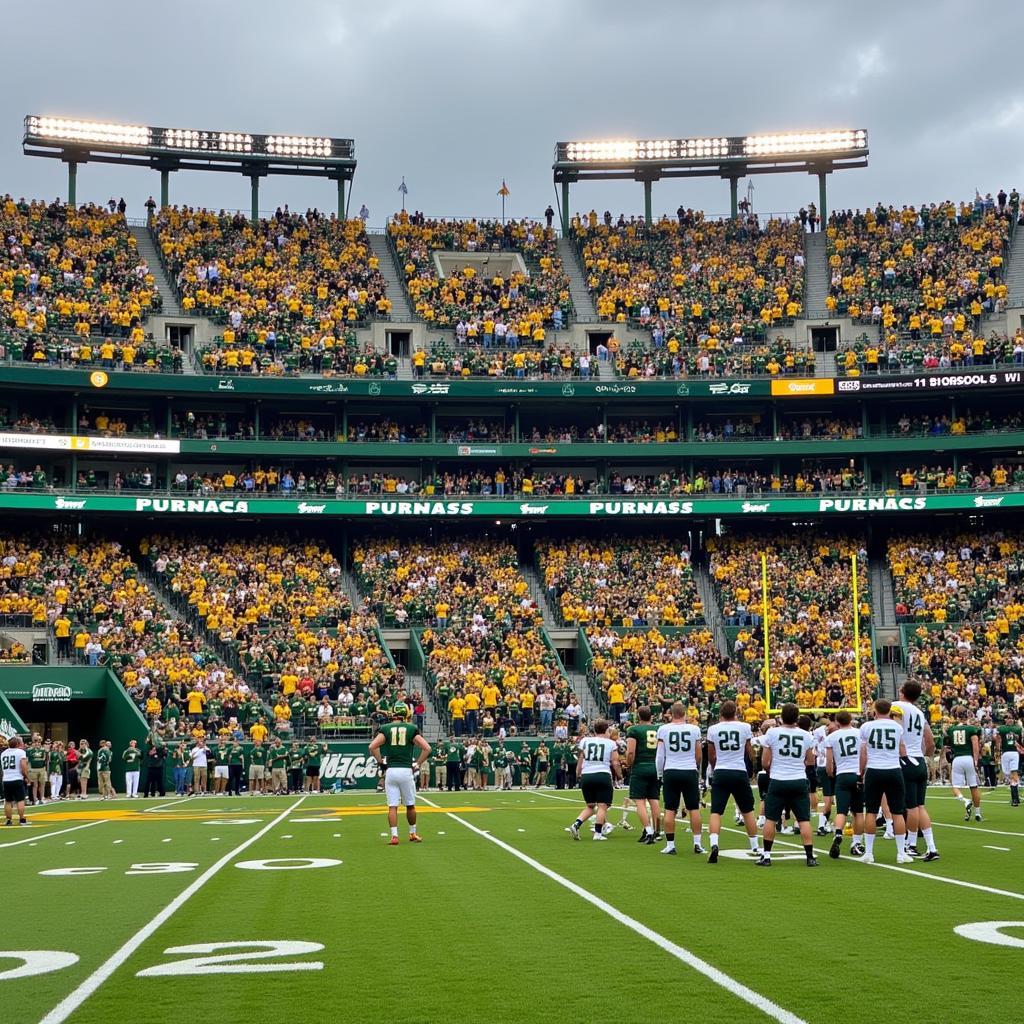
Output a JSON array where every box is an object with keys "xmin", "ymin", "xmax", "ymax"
[
  {"xmin": 860, "ymin": 699, "xmax": 911, "ymax": 864},
  {"xmin": 945, "ymin": 707, "xmax": 983, "ymax": 822},
  {"xmin": 759, "ymin": 704, "xmax": 818, "ymax": 867},
  {"xmin": 706, "ymin": 701, "xmax": 761, "ymax": 861},
  {"xmin": 625, "ymin": 708, "xmax": 662, "ymax": 846},
  {"xmin": 822, "ymin": 711, "xmax": 864, "ymax": 860},
  {"xmin": 895, "ymin": 682, "xmax": 939, "ymax": 859},
  {"xmin": 369, "ymin": 705, "xmax": 431, "ymax": 845},
  {"xmin": 656, "ymin": 703, "xmax": 704, "ymax": 855},
  {"xmin": 2, "ymin": 736, "xmax": 29, "ymax": 827},
  {"xmin": 568, "ymin": 721, "xmax": 621, "ymax": 842},
  {"xmin": 995, "ymin": 711, "xmax": 1023, "ymax": 806}
]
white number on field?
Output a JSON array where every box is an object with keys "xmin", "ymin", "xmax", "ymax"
[
  {"xmin": 0, "ymin": 950, "xmax": 79, "ymax": 981},
  {"xmin": 955, "ymin": 921, "xmax": 1024, "ymax": 948},
  {"xmin": 234, "ymin": 858, "xmax": 341, "ymax": 871},
  {"xmin": 125, "ymin": 862, "xmax": 199, "ymax": 875},
  {"xmin": 136, "ymin": 940, "xmax": 325, "ymax": 976}
]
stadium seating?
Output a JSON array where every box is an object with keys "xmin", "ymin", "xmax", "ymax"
[
  {"xmin": 388, "ymin": 214, "xmax": 571, "ymax": 329},
  {"xmin": 1, "ymin": 196, "xmax": 160, "ymax": 353},
  {"xmin": 708, "ymin": 533, "xmax": 877, "ymax": 708},
  {"xmin": 574, "ymin": 213, "xmax": 804, "ymax": 366}
]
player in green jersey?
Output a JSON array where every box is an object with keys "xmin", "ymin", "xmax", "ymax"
[
  {"xmin": 625, "ymin": 707, "xmax": 662, "ymax": 844},
  {"xmin": 944, "ymin": 707, "xmax": 983, "ymax": 822},
  {"xmin": 369, "ymin": 704, "xmax": 432, "ymax": 845},
  {"xmin": 995, "ymin": 712, "xmax": 1023, "ymax": 806}
]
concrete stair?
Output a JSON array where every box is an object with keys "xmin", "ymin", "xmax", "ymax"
[
  {"xmin": 130, "ymin": 224, "xmax": 182, "ymax": 317},
  {"xmin": 368, "ymin": 233, "xmax": 413, "ymax": 320},
  {"xmin": 693, "ymin": 559, "xmax": 732, "ymax": 662},
  {"xmin": 523, "ymin": 564, "xmax": 559, "ymax": 630},
  {"xmin": 803, "ymin": 232, "xmax": 829, "ymax": 318},
  {"xmin": 814, "ymin": 351, "xmax": 837, "ymax": 376},
  {"xmin": 1005, "ymin": 224, "xmax": 1024, "ymax": 308},
  {"xmin": 595, "ymin": 359, "xmax": 615, "ymax": 380},
  {"xmin": 556, "ymin": 236, "xmax": 597, "ymax": 320}
]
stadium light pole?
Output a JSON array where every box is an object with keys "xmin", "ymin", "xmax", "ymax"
[
  {"xmin": 23, "ymin": 116, "xmax": 356, "ymax": 219},
  {"xmin": 553, "ymin": 131, "xmax": 868, "ymax": 226}
]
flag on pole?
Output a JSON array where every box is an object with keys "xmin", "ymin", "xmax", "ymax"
[
  {"xmin": 498, "ymin": 180, "xmax": 510, "ymax": 197},
  {"xmin": 398, "ymin": 178, "xmax": 408, "ymax": 196}
]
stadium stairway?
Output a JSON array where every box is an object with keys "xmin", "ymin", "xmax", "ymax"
[
  {"xmin": 869, "ymin": 554, "xmax": 905, "ymax": 700},
  {"xmin": 1005, "ymin": 224, "xmax": 1024, "ymax": 309},
  {"xmin": 814, "ymin": 350, "xmax": 837, "ymax": 376},
  {"xmin": 568, "ymin": 669, "xmax": 603, "ymax": 729},
  {"xmin": 523, "ymin": 564, "xmax": 560, "ymax": 630},
  {"xmin": 595, "ymin": 359, "xmax": 615, "ymax": 381},
  {"xmin": 693, "ymin": 559, "xmax": 732, "ymax": 662},
  {"xmin": 803, "ymin": 231, "xmax": 829, "ymax": 318},
  {"xmin": 130, "ymin": 225, "xmax": 183, "ymax": 317},
  {"xmin": 556, "ymin": 236, "xmax": 597, "ymax": 320},
  {"xmin": 368, "ymin": 233, "xmax": 414, "ymax": 320}
]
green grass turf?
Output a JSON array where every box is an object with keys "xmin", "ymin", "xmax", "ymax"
[{"xmin": 5, "ymin": 786, "xmax": 1024, "ymax": 1024}]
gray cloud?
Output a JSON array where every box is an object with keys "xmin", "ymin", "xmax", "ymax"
[{"xmin": 4, "ymin": 0, "xmax": 1022, "ymax": 224}]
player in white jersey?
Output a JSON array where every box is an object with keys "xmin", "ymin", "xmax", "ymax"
[
  {"xmin": 823, "ymin": 710, "xmax": 865, "ymax": 859},
  {"xmin": 894, "ymin": 681, "xmax": 939, "ymax": 861},
  {"xmin": 655, "ymin": 703, "xmax": 704, "ymax": 854},
  {"xmin": 568, "ymin": 720, "xmax": 621, "ymax": 841},
  {"xmin": 752, "ymin": 719, "xmax": 774, "ymax": 829},
  {"xmin": 812, "ymin": 720, "xmax": 837, "ymax": 835},
  {"xmin": 758, "ymin": 703, "xmax": 818, "ymax": 867},
  {"xmin": 2, "ymin": 736, "xmax": 30, "ymax": 826},
  {"xmin": 705, "ymin": 700, "xmax": 760, "ymax": 862},
  {"xmin": 859, "ymin": 699, "xmax": 910, "ymax": 864}
]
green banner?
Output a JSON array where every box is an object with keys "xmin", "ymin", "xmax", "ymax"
[
  {"xmin": 0, "ymin": 666, "xmax": 111, "ymax": 701},
  {"xmin": 1, "ymin": 490, "xmax": 1020, "ymax": 518},
  {"xmin": 0, "ymin": 690, "xmax": 28, "ymax": 739},
  {"xmin": 0, "ymin": 365, "xmax": 764, "ymax": 400}
]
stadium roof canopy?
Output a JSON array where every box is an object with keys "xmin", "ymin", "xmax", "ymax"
[
  {"xmin": 552, "ymin": 129, "xmax": 868, "ymax": 228},
  {"xmin": 23, "ymin": 115, "xmax": 357, "ymax": 219}
]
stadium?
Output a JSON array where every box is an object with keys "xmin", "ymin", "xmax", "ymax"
[{"xmin": 3, "ymin": 4, "xmax": 1024, "ymax": 1023}]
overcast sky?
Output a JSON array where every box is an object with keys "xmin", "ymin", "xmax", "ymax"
[{"xmin": 4, "ymin": 0, "xmax": 1021, "ymax": 226}]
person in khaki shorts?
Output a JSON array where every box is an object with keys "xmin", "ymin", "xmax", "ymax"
[
  {"xmin": 268, "ymin": 739, "xmax": 288, "ymax": 794},
  {"xmin": 432, "ymin": 745, "xmax": 447, "ymax": 791},
  {"xmin": 248, "ymin": 740, "xmax": 267, "ymax": 794},
  {"xmin": 96, "ymin": 740, "xmax": 115, "ymax": 799},
  {"xmin": 25, "ymin": 735, "xmax": 49, "ymax": 804},
  {"xmin": 190, "ymin": 740, "xmax": 209, "ymax": 795}
]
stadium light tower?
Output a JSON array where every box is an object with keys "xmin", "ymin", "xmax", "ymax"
[
  {"xmin": 552, "ymin": 129, "xmax": 868, "ymax": 230},
  {"xmin": 23, "ymin": 115, "xmax": 357, "ymax": 220}
]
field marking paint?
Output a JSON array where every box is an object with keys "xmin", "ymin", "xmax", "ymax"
[
  {"xmin": 985, "ymin": 846, "xmax": 1011, "ymax": 852},
  {"xmin": 143, "ymin": 796, "xmax": 195, "ymax": 813},
  {"xmin": 932, "ymin": 821, "xmax": 1024, "ymax": 839},
  {"xmin": 419, "ymin": 798, "xmax": 805, "ymax": 1024},
  {"xmin": 723, "ymin": 828, "xmax": 1024, "ymax": 903},
  {"xmin": 954, "ymin": 921, "xmax": 1024, "ymax": 948},
  {"xmin": 0, "ymin": 820, "xmax": 106, "ymax": 850},
  {"xmin": 37, "ymin": 796, "xmax": 306, "ymax": 1024}
]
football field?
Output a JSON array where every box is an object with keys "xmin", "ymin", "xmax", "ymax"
[{"xmin": 5, "ymin": 785, "xmax": 1022, "ymax": 1024}]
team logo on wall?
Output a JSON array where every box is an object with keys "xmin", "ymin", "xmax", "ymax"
[
  {"xmin": 32, "ymin": 683, "xmax": 72, "ymax": 701},
  {"xmin": 89, "ymin": 370, "xmax": 109, "ymax": 388}
]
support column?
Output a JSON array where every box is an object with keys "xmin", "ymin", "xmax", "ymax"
[
  {"xmin": 67, "ymin": 162, "xmax": 78, "ymax": 207},
  {"xmin": 643, "ymin": 180, "xmax": 653, "ymax": 227},
  {"xmin": 166, "ymin": 402, "xmax": 172, "ymax": 439},
  {"xmin": 337, "ymin": 177, "xmax": 346, "ymax": 219},
  {"xmin": 340, "ymin": 403, "xmax": 347, "ymax": 442},
  {"xmin": 818, "ymin": 172, "xmax": 828, "ymax": 226},
  {"xmin": 254, "ymin": 401, "xmax": 261, "ymax": 440},
  {"xmin": 430, "ymin": 405, "xmax": 437, "ymax": 443},
  {"xmin": 513, "ymin": 405, "xmax": 520, "ymax": 442},
  {"xmin": 160, "ymin": 169, "xmax": 170, "ymax": 209},
  {"xmin": 729, "ymin": 178, "xmax": 739, "ymax": 220},
  {"xmin": 560, "ymin": 180, "xmax": 570, "ymax": 236},
  {"xmin": 249, "ymin": 176, "xmax": 260, "ymax": 223}
]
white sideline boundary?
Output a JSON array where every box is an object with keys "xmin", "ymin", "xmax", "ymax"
[
  {"xmin": 420, "ymin": 796, "xmax": 805, "ymax": 1024},
  {"xmin": 0, "ymin": 820, "xmax": 107, "ymax": 849},
  {"xmin": 455, "ymin": 788, "xmax": 1024, "ymax": 904},
  {"xmin": 37, "ymin": 796, "xmax": 306, "ymax": 1024}
]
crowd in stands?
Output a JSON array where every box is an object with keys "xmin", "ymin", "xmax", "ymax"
[
  {"xmin": 413, "ymin": 341, "xmax": 588, "ymax": 379},
  {"xmin": 8, "ymin": 334, "xmax": 184, "ymax": 372},
  {"xmin": 197, "ymin": 337, "xmax": 391, "ymax": 377},
  {"xmin": 612, "ymin": 335, "xmax": 812, "ymax": 378},
  {"xmin": 536, "ymin": 537, "xmax": 703, "ymax": 627},
  {"xmin": 144, "ymin": 534, "xmax": 399, "ymax": 736},
  {"xmin": 893, "ymin": 529, "xmax": 1024, "ymax": 721},
  {"xmin": 574, "ymin": 213, "xmax": 804, "ymax": 361},
  {"xmin": 709, "ymin": 533, "xmax": 877, "ymax": 708},
  {"xmin": 826, "ymin": 196, "xmax": 1011, "ymax": 335},
  {"xmin": 353, "ymin": 538, "xmax": 573, "ymax": 734},
  {"xmin": 388, "ymin": 213, "xmax": 571, "ymax": 330},
  {"xmin": 892, "ymin": 462, "xmax": 1024, "ymax": 492},
  {"xmin": 838, "ymin": 328, "xmax": 1024, "ymax": 376},
  {"xmin": 0, "ymin": 533, "xmax": 268, "ymax": 742},
  {"xmin": 1, "ymin": 196, "xmax": 160, "ymax": 344}
]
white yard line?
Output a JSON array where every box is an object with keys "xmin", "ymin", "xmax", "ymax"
[
  {"xmin": 419, "ymin": 797, "xmax": 805, "ymax": 1024},
  {"xmin": 931, "ymin": 821, "xmax": 1024, "ymax": 838},
  {"xmin": 0, "ymin": 820, "xmax": 107, "ymax": 849},
  {"xmin": 38, "ymin": 796, "xmax": 306, "ymax": 1024},
  {"xmin": 142, "ymin": 795, "xmax": 196, "ymax": 813},
  {"xmin": 984, "ymin": 845, "xmax": 1011, "ymax": 852}
]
